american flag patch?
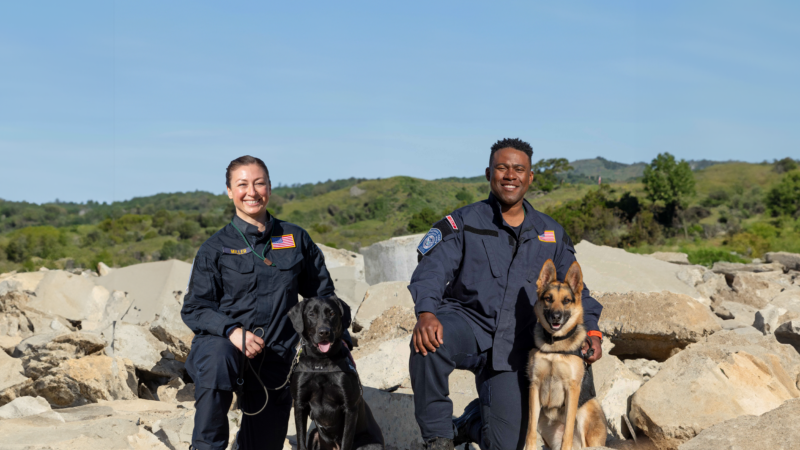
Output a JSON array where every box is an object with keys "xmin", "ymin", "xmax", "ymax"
[
  {"xmin": 538, "ymin": 231, "xmax": 556, "ymax": 243},
  {"xmin": 271, "ymin": 234, "xmax": 296, "ymax": 250},
  {"xmin": 446, "ymin": 215, "xmax": 458, "ymax": 230}
]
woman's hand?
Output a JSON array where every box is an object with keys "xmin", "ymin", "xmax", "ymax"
[{"xmin": 229, "ymin": 328, "xmax": 265, "ymax": 359}]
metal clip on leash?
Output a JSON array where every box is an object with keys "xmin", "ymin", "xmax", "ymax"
[{"xmin": 237, "ymin": 327, "xmax": 303, "ymax": 416}]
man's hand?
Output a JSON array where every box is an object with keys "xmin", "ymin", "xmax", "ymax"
[
  {"xmin": 581, "ymin": 335, "xmax": 603, "ymax": 364},
  {"xmin": 413, "ymin": 312, "xmax": 444, "ymax": 356},
  {"xmin": 229, "ymin": 328, "xmax": 265, "ymax": 359}
]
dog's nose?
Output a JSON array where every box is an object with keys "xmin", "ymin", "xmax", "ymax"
[
  {"xmin": 317, "ymin": 328, "xmax": 331, "ymax": 339},
  {"xmin": 551, "ymin": 311, "xmax": 563, "ymax": 320}
]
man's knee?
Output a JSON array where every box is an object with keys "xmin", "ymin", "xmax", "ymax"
[{"xmin": 409, "ymin": 313, "xmax": 478, "ymax": 369}]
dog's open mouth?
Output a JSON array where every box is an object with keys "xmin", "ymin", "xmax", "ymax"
[
  {"xmin": 549, "ymin": 321, "xmax": 563, "ymax": 331},
  {"xmin": 317, "ymin": 341, "xmax": 331, "ymax": 353}
]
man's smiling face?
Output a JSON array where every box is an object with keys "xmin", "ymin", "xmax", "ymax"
[{"xmin": 485, "ymin": 147, "xmax": 534, "ymax": 207}]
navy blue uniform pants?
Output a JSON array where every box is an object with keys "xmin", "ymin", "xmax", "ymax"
[
  {"xmin": 187, "ymin": 335, "xmax": 293, "ymax": 450},
  {"xmin": 409, "ymin": 313, "xmax": 530, "ymax": 450}
]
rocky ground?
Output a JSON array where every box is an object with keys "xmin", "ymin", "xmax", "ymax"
[{"xmin": 1, "ymin": 240, "xmax": 799, "ymax": 450}]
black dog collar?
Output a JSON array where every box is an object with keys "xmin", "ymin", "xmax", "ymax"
[
  {"xmin": 542, "ymin": 324, "xmax": 578, "ymax": 346},
  {"xmin": 294, "ymin": 345, "xmax": 358, "ymax": 375}
]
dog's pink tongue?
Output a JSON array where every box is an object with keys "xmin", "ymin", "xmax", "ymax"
[{"xmin": 318, "ymin": 342, "xmax": 331, "ymax": 353}]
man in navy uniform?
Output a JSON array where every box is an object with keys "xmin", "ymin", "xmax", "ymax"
[{"xmin": 408, "ymin": 139, "xmax": 604, "ymax": 450}]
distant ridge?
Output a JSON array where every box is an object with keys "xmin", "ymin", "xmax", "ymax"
[{"xmin": 560, "ymin": 157, "xmax": 732, "ymax": 183}]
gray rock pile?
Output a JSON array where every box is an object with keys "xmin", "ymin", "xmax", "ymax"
[{"xmin": 2, "ymin": 239, "xmax": 800, "ymax": 450}]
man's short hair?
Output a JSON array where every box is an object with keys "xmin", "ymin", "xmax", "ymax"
[{"xmin": 489, "ymin": 138, "xmax": 533, "ymax": 165}]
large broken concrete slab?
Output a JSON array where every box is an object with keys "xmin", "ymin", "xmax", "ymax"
[
  {"xmin": 0, "ymin": 349, "xmax": 29, "ymax": 406},
  {"xmin": 329, "ymin": 266, "xmax": 369, "ymax": 314},
  {"xmin": 595, "ymin": 291, "xmax": 721, "ymax": 361},
  {"xmin": 630, "ymin": 331, "xmax": 800, "ymax": 449},
  {"xmin": 0, "ymin": 272, "xmax": 46, "ymax": 293},
  {"xmin": 360, "ymin": 234, "xmax": 424, "ymax": 285},
  {"xmin": 317, "ymin": 244, "xmax": 365, "ymax": 282},
  {"xmin": 574, "ymin": 241, "xmax": 705, "ymax": 303},
  {"xmin": 28, "ymin": 271, "xmax": 110, "ymax": 322},
  {"xmin": 765, "ymin": 251, "xmax": 800, "ymax": 271},
  {"xmin": 0, "ymin": 399, "xmax": 194, "ymax": 450},
  {"xmin": 95, "ymin": 260, "xmax": 192, "ymax": 326},
  {"xmin": 678, "ymin": 398, "xmax": 800, "ymax": 450}
]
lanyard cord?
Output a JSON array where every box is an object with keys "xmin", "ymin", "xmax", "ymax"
[{"xmin": 230, "ymin": 219, "xmax": 273, "ymax": 264}]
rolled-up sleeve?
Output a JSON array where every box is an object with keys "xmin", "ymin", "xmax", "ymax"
[
  {"xmin": 554, "ymin": 233, "xmax": 603, "ymax": 332},
  {"xmin": 181, "ymin": 254, "xmax": 239, "ymax": 337},
  {"xmin": 408, "ymin": 218, "xmax": 464, "ymax": 318}
]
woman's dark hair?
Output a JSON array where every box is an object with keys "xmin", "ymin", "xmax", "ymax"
[{"xmin": 226, "ymin": 155, "xmax": 270, "ymax": 187}]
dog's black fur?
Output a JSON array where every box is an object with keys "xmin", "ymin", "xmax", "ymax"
[{"xmin": 288, "ymin": 296, "xmax": 384, "ymax": 450}]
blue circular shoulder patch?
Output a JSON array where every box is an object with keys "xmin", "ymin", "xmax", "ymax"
[{"xmin": 418, "ymin": 228, "xmax": 443, "ymax": 255}]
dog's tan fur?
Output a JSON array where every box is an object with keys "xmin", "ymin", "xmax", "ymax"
[{"xmin": 524, "ymin": 260, "xmax": 607, "ymax": 450}]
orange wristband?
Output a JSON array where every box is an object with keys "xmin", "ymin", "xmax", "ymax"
[{"xmin": 587, "ymin": 330, "xmax": 603, "ymax": 339}]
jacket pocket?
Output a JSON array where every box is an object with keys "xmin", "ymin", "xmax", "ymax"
[
  {"xmin": 277, "ymin": 252, "xmax": 304, "ymax": 284},
  {"xmin": 219, "ymin": 254, "xmax": 255, "ymax": 274},
  {"xmin": 218, "ymin": 254, "xmax": 255, "ymax": 301},
  {"xmin": 482, "ymin": 238, "xmax": 501, "ymax": 278}
]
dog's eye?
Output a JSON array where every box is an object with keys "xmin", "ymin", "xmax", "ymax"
[{"xmin": 329, "ymin": 311, "xmax": 335, "ymax": 317}]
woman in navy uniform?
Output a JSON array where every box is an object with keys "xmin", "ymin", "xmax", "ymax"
[{"xmin": 181, "ymin": 155, "xmax": 338, "ymax": 450}]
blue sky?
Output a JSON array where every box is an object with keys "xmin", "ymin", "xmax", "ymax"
[{"xmin": 1, "ymin": 1, "xmax": 798, "ymax": 204}]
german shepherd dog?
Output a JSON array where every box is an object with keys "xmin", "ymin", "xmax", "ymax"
[
  {"xmin": 524, "ymin": 260, "xmax": 607, "ymax": 450},
  {"xmin": 287, "ymin": 296, "xmax": 384, "ymax": 450}
]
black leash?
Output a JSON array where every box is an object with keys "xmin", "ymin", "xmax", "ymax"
[{"xmin": 236, "ymin": 327, "xmax": 302, "ymax": 416}]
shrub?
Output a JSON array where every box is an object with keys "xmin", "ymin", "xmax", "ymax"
[
  {"xmin": 621, "ymin": 210, "xmax": 662, "ymax": 246},
  {"xmin": 766, "ymin": 172, "xmax": 800, "ymax": 217},
  {"xmin": 313, "ymin": 223, "xmax": 333, "ymax": 234},
  {"xmin": 408, "ymin": 207, "xmax": 439, "ymax": 233},
  {"xmin": 774, "ymin": 157, "xmax": 798, "ymax": 174},
  {"xmin": 177, "ymin": 220, "xmax": 201, "ymax": 240},
  {"xmin": 727, "ymin": 232, "xmax": 770, "ymax": 258},
  {"xmin": 684, "ymin": 248, "xmax": 748, "ymax": 267},
  {"xmin": 701, "ymin": 190, "xmax": 729, "ymax": 207},
  {"xmin": 455, "ymin": 189, "xmax": 474, "ymax": 204},
  {"xmin": 548, "ymin": 186, "xmax": 622, "ymax": 246},
  {"xmin": 4, "ymin": 226, "xmax": 66, "ymax": 262},
  {"xmin": 612, "ymin": 192, "xmax": 641, "ymax": 222},
  {"xmin": 159, "ymin": 240, "xmax": 194, "ymax": 261}
]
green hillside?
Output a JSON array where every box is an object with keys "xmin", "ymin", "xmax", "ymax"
[{"xmin": 1, "ymin": 157, "xmax": 798, "ymax": 273}]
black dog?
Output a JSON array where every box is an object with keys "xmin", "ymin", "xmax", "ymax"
[{"xmin": 287, "ymin": 295, "xmax": 384, "ymax": 450}]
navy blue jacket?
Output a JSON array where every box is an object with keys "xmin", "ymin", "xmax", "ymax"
[
  {"xmin": 181, "ymin": 214, "xmax": 335, "ymax": 361},
  {"xmin": 408, "ymin": 193, "xmax": 603, "ymax": 371}
]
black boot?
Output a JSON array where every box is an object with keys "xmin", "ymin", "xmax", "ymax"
[
  {"xmin": 425, "ymin": 437, "xmax": 455, "ymax": 450},
  {"xmin": 453, "ymin": 398, "xmax": 481, "ymax": 447}
]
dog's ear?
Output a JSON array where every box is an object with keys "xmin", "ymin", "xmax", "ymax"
[
  {"xmin": 287, "ymin": 300, "xmax": 306, "ymax": 335},
  {"xmin": 565, "ymin": 261, "xmax": 584, "ymax": 295},
  {"xmin": 536, "ymin": 259, "xmax": 558, "ymax": 291},
  {"xmin": 328, "ymin": 294, "xmax": 352, "ymax": 330}
]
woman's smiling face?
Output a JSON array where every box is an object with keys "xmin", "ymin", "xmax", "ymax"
[{"xmin": 226, "ymin": 164, "xmax": 271, "ymax": 220}]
